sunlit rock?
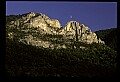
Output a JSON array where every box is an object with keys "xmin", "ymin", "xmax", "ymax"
[{"xmin": 6, "ymin": 12, "xmax": 105, "ymax": 49}]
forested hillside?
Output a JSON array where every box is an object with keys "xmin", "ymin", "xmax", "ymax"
[
  {"xmin": 95, "ymin": 28, "xmax": 117, "ymax": 51},
  {"xmin": 6, "ymin": 38, "xmax": 117, "ymax": 78}
]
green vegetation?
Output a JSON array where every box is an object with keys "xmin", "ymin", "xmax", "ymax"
[
  {"xmin": 95, "ymin": 28, "xmax": 117, "ymax": 51},
  {"xmin": 95, "ymin": 28, "xmax": 115, "ymax": 40},
  {"xmin": 6, "ymin": 38, "xmax": 117, "ymax": 78},
  {"xmin": 6, "ymin": 15, "xmax": 21, "ymax": 24}
]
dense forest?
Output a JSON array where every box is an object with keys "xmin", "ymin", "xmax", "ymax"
[
  {"xmin": 6, "ymin": 38, "xmax": 117, "ymax": 78},
  {"xmin": 95, "ymin": 28, "xmax": 117, "ymax": 51}
]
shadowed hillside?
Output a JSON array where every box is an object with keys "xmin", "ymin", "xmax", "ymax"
[
  {"xmin": 6, "ymin": 38, "xmax": 117, "ymax": 78},
  {"xmin": 95, "ymin": 28, "xmax": 117, "ymax": 51}
]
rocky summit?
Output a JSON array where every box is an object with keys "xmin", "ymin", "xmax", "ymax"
[{"xmin": 6, "ymin": 12, "xmax": 104, "ymax": 49}]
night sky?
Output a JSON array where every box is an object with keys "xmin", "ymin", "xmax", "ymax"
[{"xmin": 6, "ymin": 1, "xmax": 117, "ymax": 32}]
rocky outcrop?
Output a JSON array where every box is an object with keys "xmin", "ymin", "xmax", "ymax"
[
  {"xmin": 9, "ymin": 12, "xmax": 62, "ymax": 34},
  {"xmin": 19, "ymin": 35, "xmax": 66, "ymax": 49},
  {"xmin": 46, "ymin": 19, "xmax": 61, "ymax": 28},
  {"xmin": 61, "ymin": 21, "xmax": 104, "ymax": 44},
  {"xmin": 6, "ymin": 12, "xmax": 105, "ymax": 49}
]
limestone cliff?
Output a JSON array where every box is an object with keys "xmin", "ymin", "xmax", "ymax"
[
  {"xmin": 61, "ymin": 21, "xmax": 104, "ymax": 44},
  {"xmin": 6, "ymin": 12, "xmax": 104, "ymax": 49},
  {"xmin": 8, "ymin": 12, "xmax": 62, "ymax": 34}
]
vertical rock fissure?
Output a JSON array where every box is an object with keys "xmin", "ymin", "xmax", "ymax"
[{"xmin": 75, "ymin": 22, "xmax": 78, "ymax": 42}]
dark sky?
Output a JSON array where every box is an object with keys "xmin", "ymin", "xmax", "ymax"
[{"xmin": 6, "ymin": 1, "xmax": 117, "ymax": 32}]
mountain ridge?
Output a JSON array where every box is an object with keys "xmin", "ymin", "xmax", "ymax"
[
  {"xmin": 6, "ymin": 12, "xmax": 105, "ymax": 49},
  {"xmin": 6, "ymin": 12, "xmax": 117, "ymax": 77}
]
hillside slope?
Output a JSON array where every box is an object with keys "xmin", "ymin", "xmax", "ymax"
[
  {"xmin": 95, "ymin": 28, "xmax": 117, "ymax": 51},
  {"xmin": 6, "ymin": 38, "xmax": 117, "ymax": 77}
]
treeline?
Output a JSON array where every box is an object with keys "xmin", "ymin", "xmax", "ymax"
[
  {"xmin": 6, "ymin": 38, "xmax": 117, "ymax": 78},
  {"xmin": 6, "ymin": 15, "xmax": 21, "ymax": 23},
  {"xmin": 95, "ymin": 28, "xmax": 117, "ymax": 51}
]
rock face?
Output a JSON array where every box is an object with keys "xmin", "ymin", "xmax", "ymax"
[
  {"xmin": 61, "ymin": 21, "xmax": 104, "ymax": 44},
  {"xmin": 46, "ymin": 19, "xmax": 61, "ymax": 28},
  {"xmin": 9, "ymin": 12, "xmax": 61, "ymax": 34},
  {"xmin": 6, "ymin": 12, "xmax": 104, "ymax": 49}
]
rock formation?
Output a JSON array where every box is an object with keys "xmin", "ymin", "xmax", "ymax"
[
  {"xmin": 6, "ymin": 12, "xmax": 104, "ymax": 49},
  {"xmin": 61, "ymin": 21, "xmax": 104, "ymax": 44}
]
